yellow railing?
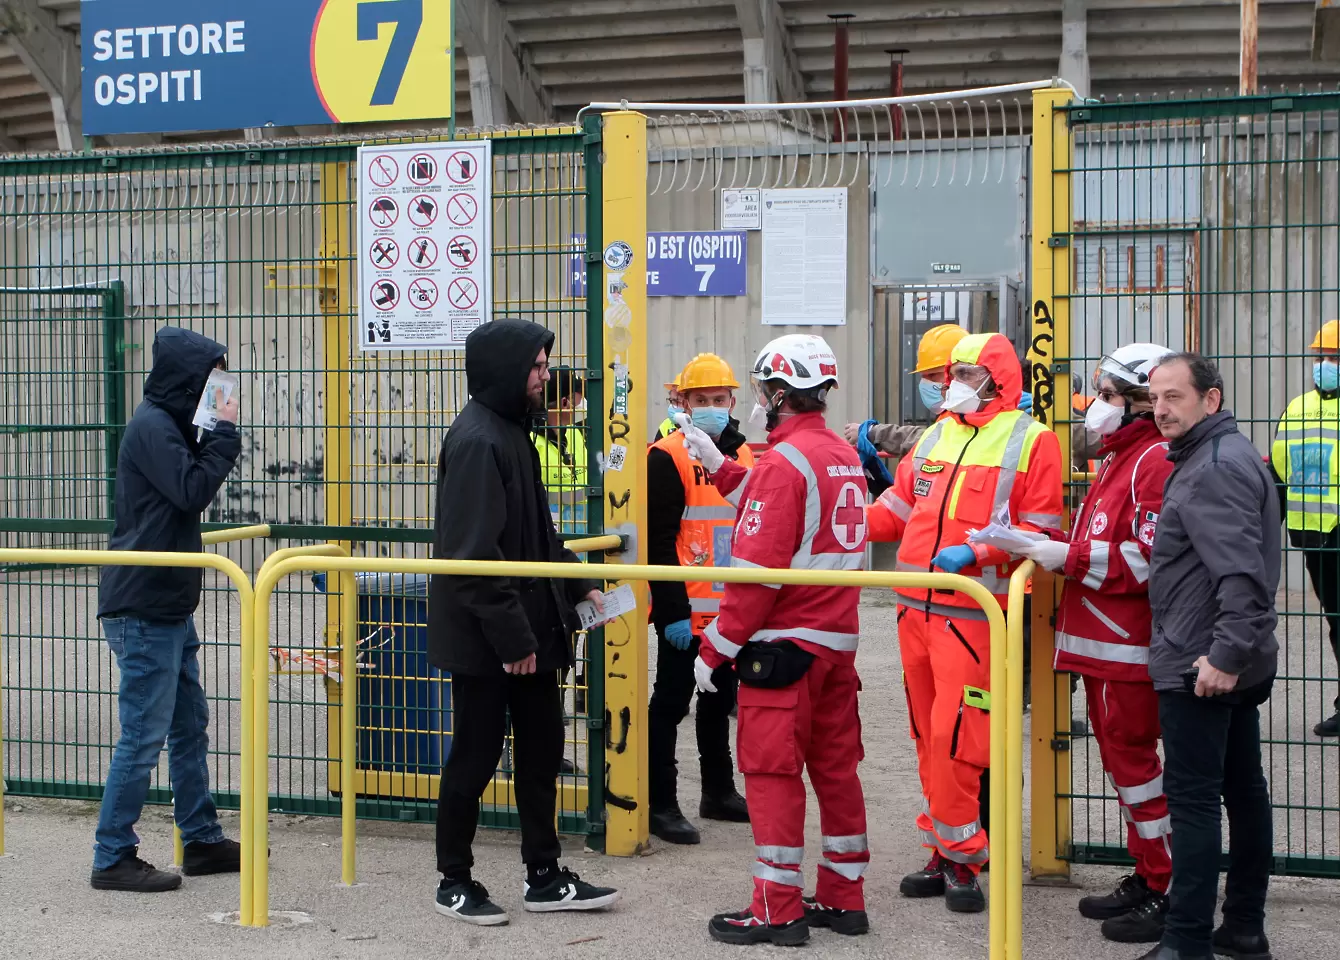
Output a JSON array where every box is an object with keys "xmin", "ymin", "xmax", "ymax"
[{"xmin": 1004, "ymin": 562, "xmax": 1036, "ymax": 960}]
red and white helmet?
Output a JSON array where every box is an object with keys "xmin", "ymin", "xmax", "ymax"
[{"xmin": 751, "ymin": 334, "xmax": 841, "ymax": 392}]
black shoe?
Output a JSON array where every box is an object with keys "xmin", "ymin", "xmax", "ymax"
[
  {"xmin": 574, "ymin": 688, "xmax": 588, "ymax": 716},
  {"xmin": 708, "ymin": 909, "xmax": 809, "ymax": 946},
  {"xmin": 942, "ymin": 861, "xmax": 986, "ymax": 914},
  {"xmin": 1101, "ymin": 893, "xmax": 1168, "ymax": 943},
  {"xmin": 1212, "ymin": 924, "xmax": 1272, "ymax": 960},
  {"xmin": 650, "ymin": 805, "xmax": 701, "ymax": 844},
  {"xmin": 523, "ymin": 867, "xmax": 620, "ymax": 912},
  {"xmin": 700, "ymin": 790, "xmax": 750, "ymax": 823},
  {"xmin": 435, "ymin": 878, "xmax": 508, "ymax": 926},
  {"xmin": 1133, "ymin": 946, "xmax": 1214, "ymax": 960},
  {"xmin": 181, "ymin": 838, "xmax": 242, "ymax": 877},
  {"xmin": 90, "ymin": 853, "xmax": 182, "ymax": 892},
  {"xmin": 1314, "ymin": 713, "xmax": 1340, "ymax": 737},
  {"xmin": 1079, "ymin": 873, "xmax": 1154, "ymax": 921},
  {"xmin": 803, "ymin": 897, "xmax": 869, "ymax": 935},
  {"xmin": 1071, "ymin": 717, "xmax": 1089, "ymax": 736},
  {"xmin": 899, "ymin": 851, "xmax": 946, "ymax": 898},
  {"xmin": 559, "ymin": 757, "xmax": 584, "ymax": 777}
]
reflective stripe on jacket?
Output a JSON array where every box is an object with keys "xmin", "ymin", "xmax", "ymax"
[{"xmin": 1270, "ymin": 390, "xmax": 1340, "ymax": 534}]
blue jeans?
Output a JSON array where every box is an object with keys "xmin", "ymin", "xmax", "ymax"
[{"xmin": 93, "ymin": 617, "xmax": 224, "ymax": 869}]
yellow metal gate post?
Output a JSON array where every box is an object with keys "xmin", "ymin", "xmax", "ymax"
[
  {"xmin": 1026, "ymin": 86, "xmax": 1075, "ymax": 883},
  {"xmin": 599, "ymin": 110, "xmax": 651, "ymax": 855}
]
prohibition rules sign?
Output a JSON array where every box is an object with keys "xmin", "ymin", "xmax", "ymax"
[{"xmin": 358, "ymin": 140, "xmax": 492, "ymax": 350}]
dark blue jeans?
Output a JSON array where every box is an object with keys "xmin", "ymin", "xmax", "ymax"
[
  {"xmin": 93, "ymin": 617, "xmax": 223, "ymax": 870},
  {"xmin": 1158, "ymin": 679, "xmax": 1274, "ymax": 955}
]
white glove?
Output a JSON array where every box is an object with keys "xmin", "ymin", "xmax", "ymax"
[
  {"xmin": 675, "ymin": 413, "xmax": 725, "ymax": 474},
  {"xmin": 1021, "ymin": 538, "xmax": 1069, "ymax": 572},
  {"xmin": 693, "ymin": 655, "xmax": 719, "ymax": 693}
]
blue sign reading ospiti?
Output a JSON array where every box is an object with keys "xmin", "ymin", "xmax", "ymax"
[{"xmin": 569, "ymin": 232, "xmax": 748, "ymax": 298}]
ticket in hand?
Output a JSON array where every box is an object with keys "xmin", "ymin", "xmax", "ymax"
[{"xmin": 575, "ymin": 583, "xmax": 637, "ymax": 630}]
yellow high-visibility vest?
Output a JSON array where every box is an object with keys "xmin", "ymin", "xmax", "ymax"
[
  {"xmin": 534, "ymin": 427, "xmax": 589, "ymax": 534},
  {"xmin": 1271, "ymin": 391, "xmax": 1340, "ymax": 533}
]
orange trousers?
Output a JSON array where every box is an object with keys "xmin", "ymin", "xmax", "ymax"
[{"xmin": 898, "ymin": 605, "xmax": 991, "ymax": 871}]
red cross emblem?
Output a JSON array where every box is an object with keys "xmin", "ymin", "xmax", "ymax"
[{"xmin": 831, "ymin": 482, "xmax": 866, "ymax": 549}]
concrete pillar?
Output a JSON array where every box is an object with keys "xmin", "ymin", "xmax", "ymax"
[
  {"xmin": 1059, "ymin": 0, "xmax": 1090, "ymax": 99},
  {"xmin": 468, "ymin": 55, "xmax": 508, "ymax": 127},
  {"xmin": 742, "ymin": 37, "xmax": 773, "ymax": 103}
]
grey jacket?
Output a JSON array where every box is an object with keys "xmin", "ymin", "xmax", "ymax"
[{"xmin": 1148, "ymin": 411, "xmax": 1280, "ymax": 692}]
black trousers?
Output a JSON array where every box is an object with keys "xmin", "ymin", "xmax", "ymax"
[
  {"xmin": 1158, "ymin": 680, "xmax": 1274, "ymax": 954},
  {"xmin": 1300, "ymin": 529, "xmax": 1340, "ymax": 711},
  {"xmin": 647, "ymin": 628, "xmax": 738, "ymax": 809},
  {"xmin": 436, "ymin": 670, "xmax": 564, "ymax": 876}
]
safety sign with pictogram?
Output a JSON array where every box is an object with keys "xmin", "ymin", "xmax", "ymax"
[{"xmin": 357, "ymin": 140, "xmax": 492, "ymax": 350}]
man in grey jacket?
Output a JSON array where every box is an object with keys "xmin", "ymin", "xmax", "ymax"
[{"xmin": 1141, "ymin": 353, "xmax": 1278, "ymax": 960}]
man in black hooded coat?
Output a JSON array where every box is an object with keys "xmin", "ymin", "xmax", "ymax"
[{"xmin": 428, "ymin": 319, "xmax": 620, "ymax": 925}]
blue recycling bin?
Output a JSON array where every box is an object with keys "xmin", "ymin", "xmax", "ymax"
[{"xmin": 315, "ymin": 572, "xmax": 452, "ymax": 783}]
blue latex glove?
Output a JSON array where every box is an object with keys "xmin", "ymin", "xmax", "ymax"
[
  {"xmin": 856, "ymin": 419, "xmax": 895, "ymax": 486},
  {"xmin": 932, "ymin": 544, "xmax": 977, "ymax": 574},
  {"xmin": 1017, "ymin": 392, "xmax": 1034, "ymax": 413},
  {"xmin": 664, "ymin": 619, "xmax": 695, "ymax": 651}
]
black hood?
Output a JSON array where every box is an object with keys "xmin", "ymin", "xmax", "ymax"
[
  {"xmin": 1167, "ymin": 409, "xmax": 1239, "ymax": 462},
  {"xmin": 465, "ymin": 319, "xmax": 555, "ymax": 422},
  {"xmin": 142, "ymin": 327, "xmax": 228, "ymax": 425}
]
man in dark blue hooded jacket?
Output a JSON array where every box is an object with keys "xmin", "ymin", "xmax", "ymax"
[{"xmin": 91, "ymin": 327, "xmax": 242, "ymax": 892}]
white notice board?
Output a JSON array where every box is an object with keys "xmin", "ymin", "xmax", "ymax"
[
  {"xmin": 358, "ymin": 140, "xmax": 492, "ymax": 351},
  {"xmin": 760, "ymin": 188, "xmax": 848, "ymax": 326}
]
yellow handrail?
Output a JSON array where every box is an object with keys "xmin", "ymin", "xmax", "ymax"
[
  {"xmin": 563, "ymin": 534, "xmax": 622, "ymax": 554},
  {"xmin": 1005, "ymin": 562, "xmax": 1036, "ymax": 960},
  {"xmin": 202, "ymin": 524, "xmax": 272, "ymax": 546},
  {"xmin": 0, "ymin": 548, "xmax": 255, "ymax": 921},
  {"xmin": 249, "ymin": 555, "xmax": 1012, "ymax": 946}
]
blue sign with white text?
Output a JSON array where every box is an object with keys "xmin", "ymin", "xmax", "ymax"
[
  {"xmin": 569, "ymin": 232, "xmax": 748, "ymax": 298},
  {"xmin": 81, "ymin": 0, "xmax": 454, "ymax": 136}
]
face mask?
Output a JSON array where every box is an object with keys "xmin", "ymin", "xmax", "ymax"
[
  {"xmin": 667, "ymin": 403, "xmax": 683, "ymax": 422},
  {"xmin": 748, "ymin": 402, "xmax": 769, "ymax": 431},
  {"xmin": 942, "ymin": 378, "xmax": 984, "ymax": 414},
  {"xmin": 918, "ymin": 378, "xmax": 944, "ymax": 413},
  {"xmin": 1315, "ymin": 361, "xmax": 1340, "ymax": 393},
  {"xmin": 691, "ymin": 406, "xmax": 730, "ymax": 437},
  {"xmin": 1084, "ymin": 397, "xmax": 1126, "ymax": 436}
]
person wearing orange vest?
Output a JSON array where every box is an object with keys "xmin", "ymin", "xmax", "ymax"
[
  {"xmin": 647, "ymin": 353, "xmax": 755, "ymax": 844},
  {"xmin": 866, "ymin": 332, "xmax": 1064, "ymax": 913}
]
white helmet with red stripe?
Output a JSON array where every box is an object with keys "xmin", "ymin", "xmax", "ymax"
[{"xmin": 751, "ymin": 334, "xmax": 841, "ymax": 392}]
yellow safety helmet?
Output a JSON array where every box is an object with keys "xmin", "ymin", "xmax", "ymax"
[
  {"xmin": 1311, "ymin": 320, "xmax": 1340, "ymax": 352},
  {"xmin": 912, "ymin": 323, "xmax": 970, "ymax": 375},
  {"xmin": 677, "ymin": 353, "xmax": 740, "ymax": 392},
  {"xmin": 664, "ymin": 374, "xmax": 681, "ymax": 392}
]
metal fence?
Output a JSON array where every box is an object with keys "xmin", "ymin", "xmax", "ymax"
[
  {"xmin": 0, "ymin": 123, "xmax": 606, "ymax": 835},
  {"xmin": 1033, "ymin": 90, "xmax": 1340, "ymax": 878}
]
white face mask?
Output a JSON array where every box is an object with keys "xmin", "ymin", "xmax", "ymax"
[
  {"xmin": 942, "ymin": 378, "xmax": 985, "ymax": 414},
  {"xmin": 1085, "ymin": 397, "xmax": 1125, "ymax": 436},
  {"xmin": 748, "ymin": 402, "xmax": 769, "ymax": 431}
]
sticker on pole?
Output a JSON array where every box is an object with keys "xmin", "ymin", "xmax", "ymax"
[{"xmin": 358, "ymin": 141, "xmax": 492, "ymax": 350}]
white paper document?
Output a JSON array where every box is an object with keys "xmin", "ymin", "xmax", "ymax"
[
  {"xmin": 761, "ymin": 187, "xmax": 848, "ymax": 325},
  {"xmin": 965, "ymin": 506, "xmax": 1049, "ymax": 554},
  {"xmin": 575, "ymin": 583, "xmax": 637, "ymax": 630},
  {"xmin": 192, "ymin": 370, "xmax": 237, "ymax": 431}
]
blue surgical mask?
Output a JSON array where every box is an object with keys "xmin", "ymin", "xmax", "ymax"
[
  {"xmin": 1315, "ymin": 361, "xmax": 1340, "ymax": 393},
  {"xmin": 667, "ymin": 403, "xmax": 683, "ymax": 422},
  {"xmin": 917, "ymin": 378, "xmax": 945, "ymax": 413},
  {"xmin": 690, "ymin": 406, "xmax": 731, "ymax": 437}
]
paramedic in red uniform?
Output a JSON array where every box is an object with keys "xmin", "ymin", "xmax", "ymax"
[
  {"xmin": 1014, "ymin": 343, "xmax": 1176, "ymax": 944},
  {"xmin": 687, "ymin": 334, "xmax": 871, "ymax": 946},
  {"xmin": 866, "ymin": 331, "xmax": 1064, "ymax": 913}
]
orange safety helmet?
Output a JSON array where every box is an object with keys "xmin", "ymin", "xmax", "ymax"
[
  {"xmin": 677, "ymin": 353, "xmax": 740, "ymax": 392},
  {"xmin": 1311, "ymin": 320, "xmax": 1340, "ymax": 353},
  {"xmin": 912, "ymin": 323, "xmax": 970, "ymax": 375}
]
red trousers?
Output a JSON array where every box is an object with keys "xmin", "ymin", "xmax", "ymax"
[
  {"xmin": 738, "ymin": 658, "xmax": 869, "ymax": 925},
  {"xmin": 1083, "ymin": 676, "xmax": 1172, "ymax": 893},
  {"xmin": 899, "ymin": 606, "xmax": 991, "ymax": 871}
]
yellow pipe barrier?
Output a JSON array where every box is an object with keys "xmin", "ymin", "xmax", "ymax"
[
  {"xmin": 563, "ymin": 534, "xmax": 622, "ymax": 555},
  {"xmin": 1005, "ymin": 562, "xmax": 1035, "ymax": 960},
  {"xmin": 248, "ymin": 554, "xmax": 1015, "ymax": 958},
  {"xmin": 0, "ymin": 548, "xmax": 255, "ymax": 921},
  {"xmin": 202, "ymin": 524, "xmax": 272, "ymax": 546}
]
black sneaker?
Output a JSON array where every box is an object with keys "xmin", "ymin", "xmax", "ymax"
[
  {"xmin": 942, "ymin": 861, "xmax": 986, "ymax": 914},
  {"xmin": 803, "ymin": 897, "xmax": 869, "ymax": 935},
  {"xmin": 708, "ymin": 909, "xmax": 809, "ymax": 946},
  {"xmin": 182, "ymin": 838, "xmax": 242, "ymax": 876},
  {"xmin": 435, "ymin": 879, "xmax": 508, "ymax": 926},
  {"xmin": 91, "ymin": 853, "xmax": 182, "ymax": 892},
  {"xmin": 1314, "ymin": 713, "xmax": 1340, "ymax": 737},
  {"xmin": 899, "ymin": 851, "xmax": 947, "ymax": 898},
  {"xmin": 1212, "ymin": 924, "xmax": 1272, "ymax": 960},
  {"xmin": 1079, "ymin": 874, "xmax": 1154, "ymax": 921},
  {"xmin": 699, "ymin": 790, "xmax": 750, "ymax": 823},
  {"xmin": 650, "ymin": 805, "xmax": 701, "ymax": 845},
  {"xmin": 523, "ymin": 868, "xmax": 620, "ymax": 913},
  {"xmin": 1101, "ymin": 893, "xmax": 1168, "ymax": 943}
]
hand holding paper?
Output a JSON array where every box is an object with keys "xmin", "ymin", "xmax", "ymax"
[{"xmin": 1020, "ymin": 538, "xmax": 1069, "ymax": 572}]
